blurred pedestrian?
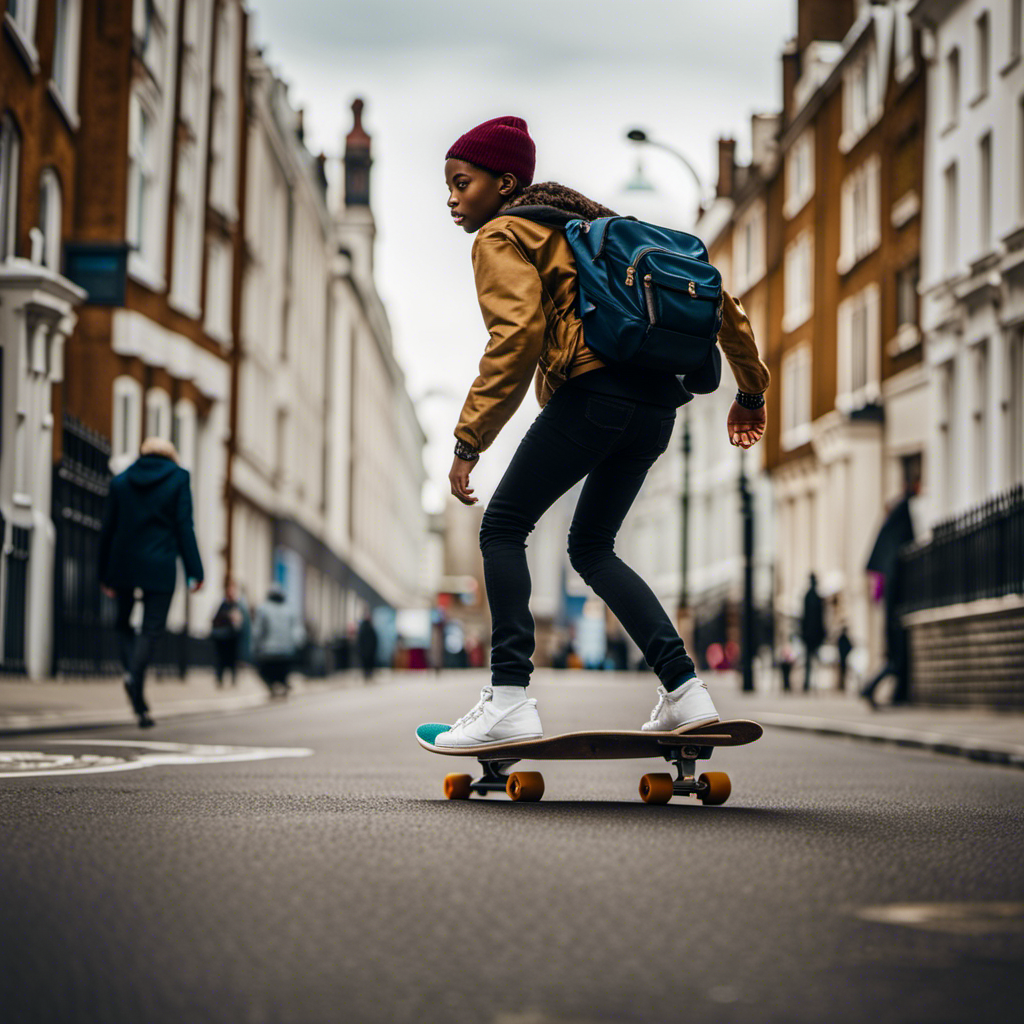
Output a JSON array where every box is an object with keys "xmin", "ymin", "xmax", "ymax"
[
  {"xmin": 434, "ymin": 115, "xmax": 769, "ymax": 747},
  {"xmin": 210, "ymin": 579, "xmax": 244, "ymax": 687},
  {"xmin": 801, "ymin": 573, "xmax": 825, "ymax": 692},
  {"xmin": 358, "ymin": 610, "xmax": 378, "ymax": 681},
  {"xmin": 836, "ymin": 626, "xmax": 853, "ymax": 692},
  {"xmin": 861, "ymin": 484, "xmax": 918, "ymax": 709},
  {"xmin": 98, "ymin": 437, "xmax": 203, "ymax": 727},
  {"xmin": 777, "ymin": 639, "xmax": 795, "ymax": 692},
  {"xmin": 253, "ymin": 584, "xmax": 303, "ymax": 696}
]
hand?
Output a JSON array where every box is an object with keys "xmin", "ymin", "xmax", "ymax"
[
  {"xmin": 101, "ymin": 585, "xmax": 116, "ymax": 599},
  {"xmin": 449, "ymin": 454, "xmax": 479, "ymax": 505},
  {"xmin": 189, "ymin": 578, "xmax": 204, "ymax": 593},
  {"xmin": 727, "ymin": 401, "xmax": 766, "ymax": 449}
]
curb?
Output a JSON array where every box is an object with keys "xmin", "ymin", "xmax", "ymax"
[{"xmin": 756, "ymin": 711, "xmax": 1024, "ymax": 769}]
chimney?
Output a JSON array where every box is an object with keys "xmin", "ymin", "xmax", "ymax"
[
  {"xmin": 782, "ymin": 41, "xmax": 800, "ymax": 125},
  {"xmin": 344, "ymin": 98, "xmax": 372, "ymax": 208},
  {"xmin": 716, "ymin": 138, "xmax": 736, "ymax": 199},
  {"xmin": 797, "ymin": 0, "xmax": 856, "ymax": 54}
]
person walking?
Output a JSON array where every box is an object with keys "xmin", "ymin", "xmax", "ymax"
[
  {"xmin": 98, "ymin": 437, "xmax": 204, "ymax": 727},
  {"xmin": 210, "ymin": 579, "xmax": 244, "ymax": 687},
  {"xmin": 432, "ymin": 115, "xmax": 769, "ymax": 748},
  {"xmin": 252, "ymin": 585, "xmax": 303, "ymax": 696},
  {"xmin": 861, "ymin": 484, "xmax": 918, "ymax": 708},
  {"xmin": 357, "ymin": 611, "xmax": 379, "ymax": 681},
  {"xmin": 800, "ymin": 573, "xmax": 826, "ymax": 693},
  {"xmin": 835, "ymin": 625, "xmax": 853, "ymax": 692}
]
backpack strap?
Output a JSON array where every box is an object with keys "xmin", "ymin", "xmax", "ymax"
[{"xmin": 492, "ymin": 205, "xmax": 577, "ymax": 229}]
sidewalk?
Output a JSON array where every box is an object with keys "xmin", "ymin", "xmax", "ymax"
[
  {"xmin": 0, "ymin": 666, "xmax": 376, "ymax": 736},
  {"xmin": 712, "ymin": 674, "xmax": 1024, "ymax": 769}
]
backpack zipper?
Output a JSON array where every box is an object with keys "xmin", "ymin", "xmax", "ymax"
[{"xmin": 643, "ymin": 275, "xmax": 657, "ymax": 324}]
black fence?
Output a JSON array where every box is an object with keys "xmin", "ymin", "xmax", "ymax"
[
  {"xmin": 899, "ymin": 484, "xmax": 1024, "ymax": 614},
  {"xmin": 53, "ymin": 417, "xmax": 120, "ymax": 674},
  {"xmin": 1, "ymin": 512, "xmax": 31, "ymax": 673}
]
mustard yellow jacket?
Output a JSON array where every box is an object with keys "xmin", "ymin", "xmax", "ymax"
[{"xmin": 454, "ymin": 214, "xmax": 770, "ymax": 454}]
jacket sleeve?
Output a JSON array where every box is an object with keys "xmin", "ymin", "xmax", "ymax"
[
  {"xmin": 175, "ymin": 471, "xmax": 204, "ymax": 583},
  {"xmin": 717, "ymin": 290, "xmax": 770, "ymax": 395},
  {"xmin": 98, "ymin": 482, "xmax": 118, "ymax": 586},
  {"xmin": 454, "ymin": 228, "xmax": 548, "ymax": 453}
]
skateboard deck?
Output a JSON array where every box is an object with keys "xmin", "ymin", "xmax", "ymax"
[{"xmin": 415, "ymin": 719, "xmax": 761, "ymax": 805}]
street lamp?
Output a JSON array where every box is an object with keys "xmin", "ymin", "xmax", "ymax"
[{"xmin": 625, "ymin": 128, "xmax": 709, "ymax": 214}]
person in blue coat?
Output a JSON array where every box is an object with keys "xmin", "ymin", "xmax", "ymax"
[{"xmin": 99, "ymin": 437, "xmax": 204, "ymax": 726}]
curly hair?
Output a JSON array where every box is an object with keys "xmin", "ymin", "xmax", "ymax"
[{"xmin": 499, "ymin": 181, "xmax": 619, "ymax": 221}]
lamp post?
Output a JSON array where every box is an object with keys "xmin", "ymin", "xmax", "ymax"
[{"xmin": 624, "ymin": 128, "xmax": 709, "ymax": 644}]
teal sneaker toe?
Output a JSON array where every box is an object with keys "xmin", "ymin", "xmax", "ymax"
[{"xmin": 416, "ymin": 723, "xmax": 451, "ymax": 746}]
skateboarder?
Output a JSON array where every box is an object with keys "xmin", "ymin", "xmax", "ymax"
[{"xmin": 437, "ymin": 115, "xmax": 770, "ymax": 747}]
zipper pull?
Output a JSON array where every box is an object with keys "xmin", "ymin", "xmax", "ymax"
[
  {"xmin": 688, "ymin": 280, "xmax": 697, "ymax": 298},
  {"xmin": 625, "ymin": 266, "xmax": 635, "ymax": 287}
]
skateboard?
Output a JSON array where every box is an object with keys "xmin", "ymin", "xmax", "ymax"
[{"xmin": 415, "ymin": 719, "xmax": 762, "ymax": 805}]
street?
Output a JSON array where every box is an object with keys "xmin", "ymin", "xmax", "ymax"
[{"xmin": 1, "ymin": 671, "xmax": 1022, "ymax": 1024}]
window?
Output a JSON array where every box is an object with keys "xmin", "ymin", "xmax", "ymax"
[
  {"xmin": 204, "ymin": 237, "xmax": 233, "ymax": 343},
  {"xmin": 0, "ymin": 116, "xmax": 21, "ymax": 260},
  {"xmin": 839, "ymin": 156, "xmax": 881, "ymax": 272},
  {"xmin": 979, "ymin": 132, "xmax": 992, "ymax": 252},
  {"xmin": 946, "ymin": 48, "xmax": 960, "ymax": 127},
  {"xmin": 113, "ymin": 377, "xmax": 142, "ymax": 459},
  {"xmin": 1006, "ymin": 332, "xmax": 1023, "ymax": 487},
  {"xmin": 172, "ymin": 399, "xmax": 197, "ymax": 471},
  {"xmin": 171, "ymin": 142, "xmax": 197, "ymax": 308},
  {"xmin": 785, "ymin": 129, "xmax": 815, "ymax": 218},
  {"xmin": 127, "ymin": 95, "xmax": 157, "ymax": 265},
  {"xmin": 896, "ymin": 262, "xmax": 919, "ymax": 329},
  {"xmin": 6, "ymin": 0, "xmax": 39, "ymax": 49},
  {"xmin": 842, "ymin": 44, "xmax": 880, "ymax": 149},
  {"xmin": 784, "ymin": 232, "xmax": 814, "ymax": 332},
  {"xmin": 50, "ymin": 0, "xmax": 81, "ymax": 116},
  {"xmin": 894, "ymin": 0, "xmax": 915, "ymax": 80},
  {"xmin": 944, "ymin": 162, "xmax": 959, "ymax": 273},
  {"xmin": 971, "ymin": 342, "xmax": 989, "ymax": 503},
  {"xmin": 939, "ymin": 361, "xmax": 957, "ymax": 514},
  {"xmin": 732, "ymin": 200, "xmax": 765, "ymax": 293},
  {"xmin": 145, "ymin": 387, "xmax": 171, "ymax": 440},
  {"xmin": 37, "ymin": 168, "xmax": 62, "ymax": 270},
  {"xmin": 975, "ymin": 12, "xmax": 990, "ymax": 99},
  {"xmin": 837, "ymin": 284, "xmax": 880, "ymax": 409},
  {"xmin": 781, "ymin": 345, "xmax": 812, "ymax": 450}
]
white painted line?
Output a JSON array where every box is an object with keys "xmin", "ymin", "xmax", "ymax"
[{"xmin": 0, "ymin": 740, "xmax": 313, "ymax": 779}]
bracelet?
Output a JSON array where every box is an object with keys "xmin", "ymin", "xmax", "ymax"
[
  {"xmin": 735, "ymin": 390, "xmax": 766, "ymax": 410},
  {"xmin": 454, "ymin": 439, "xmax": 480, "ymax": 461}
]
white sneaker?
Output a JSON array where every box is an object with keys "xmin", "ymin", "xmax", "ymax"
[
  {"xmin": 431, "ymin": 686, "xmax": 543, "ymax": 748},
  {"xmin": 641, "ymin": 677, "xmax": 719, "ymax": 732}
]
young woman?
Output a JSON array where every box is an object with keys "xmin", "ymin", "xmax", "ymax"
[{"xmin": 435, "ymin": 115, "xmax": 768, "ymax": 748}]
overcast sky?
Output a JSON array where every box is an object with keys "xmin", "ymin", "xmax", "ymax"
[{"xmin": 248, "ymin": 0, "xmax": 796, "ymax": 512}]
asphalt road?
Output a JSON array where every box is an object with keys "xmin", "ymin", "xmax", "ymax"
[{"xmin": 2, "ymin": 671, "xmax": 1022, "ymax": 1024}]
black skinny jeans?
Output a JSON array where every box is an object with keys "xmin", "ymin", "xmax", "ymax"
[
  {"xmin": 479, "ymin": 381, "xmax": 696, "ymax": 688},
  {"xmin": 115, "ymin": 589, "xmax": 174, "ymax": 703}
]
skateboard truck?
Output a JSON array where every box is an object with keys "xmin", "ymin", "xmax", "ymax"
[
  {"xmin": 660, "ymin": 743, "xmax": 714, "ymax": 797},
  {"xmin": 470, "ymin": 759, "xmax": 520, "ymax": 796}
]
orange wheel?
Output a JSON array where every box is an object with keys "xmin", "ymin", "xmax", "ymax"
[
  {"xmin": 698, "ymin": 771, "xmax": 731, "ymax": 805},
  {"xmin": 638, "ymin": 773, "xmax": 674, "ymax": 804},
  {"xmin": 506, "ymin": 771, "xmax": 545, "ymax": 802},
  {"xmin": 443, "ymin": 773, "xmax": 473, "ymax": 800}
]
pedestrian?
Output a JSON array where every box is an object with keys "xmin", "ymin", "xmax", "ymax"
[
  {"xmin": 210, "ymin": 579, "xmax": 243, "ymax": 687},
  {"xmin": 777, "ymin": 639, "xmax": 795, "ymax": 692},
  {"xmin": 98, "ymin": 437, "xmax": 204, "ymax": 727},
  {"xmin": 861, "ymin": 483, "xmax": 918, "ymax": 709},
  {"xmin": 357, "ymin": 610, "xmax": 378, "ymax": 681},
  {"xmin": 800, "ymin": 573, "xmax": 825, "ymax": 692},
  {"xmin": 252, "ymin": 584, "xmax": 303, "ymax": 696},
  {"xmin": 836, "ymin": 625, "xmax": 853, "ymax": 692},
  {"xmin": 433, "ymin": 115, "xmax": 770, "ymax": 747}
]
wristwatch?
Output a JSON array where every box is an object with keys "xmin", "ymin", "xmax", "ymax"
[{"xmin": 454, "ymin": 439, "xmax": 480, "ymax": 462}]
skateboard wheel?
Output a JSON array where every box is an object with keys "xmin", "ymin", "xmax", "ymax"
[
  {"xmin": 506, "ymin": 771, "xmax": 544, "ymax": 802},
  {"xmin": 698, "ymin": 771, "xmax": 731, "ymax": 805},
  {"xmin": 639, "ymin": 773, "xmax": 674, "ymax": 804},
  {"xmin": 443, "ymin": 773, "xmax": 473, "ymax": 800}
]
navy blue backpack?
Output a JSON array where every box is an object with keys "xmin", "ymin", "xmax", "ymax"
[{"xmin": 499, "ymin": 206, "xmax": 724, "ymax": 388}]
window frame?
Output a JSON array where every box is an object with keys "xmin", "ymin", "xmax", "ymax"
[
  {"xmin": 37, "ymin": 167, "xmax": 62, "ymax": 271},
  {"xmin": 836, "ymin": 283, "xmax": 881, "ymax": 412},
  {"xmin": 783, "ymin": 230, "xmax": 814, "ymax": 333},
  {"xmin": 784, "ymin": 128, "xmax": 815, "ymax": 219},
  {"xmin": 0, "ymin": 115, "xmax": 21, "ymax": 261},
  {"xmin": 781, "ymin": 344, "xmax": 813, "ymax": 451},
  {"xmin": 113, "ymin": 376, "xmax": 143, "ymax": 460},
  {"xmin": 49, "ymin": 0, "xmax": 82, "ymax": 125}
]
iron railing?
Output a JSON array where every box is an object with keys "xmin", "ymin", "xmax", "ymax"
[
  {"xmin": 899, "ymin": 484, "xmax": 1024, "ymax": 614},
  {"xmin": 1, "ymin": 513, "xmax": 31, "ymax": 673}
]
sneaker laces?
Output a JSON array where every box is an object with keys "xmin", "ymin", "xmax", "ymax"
[
  {"xmin": 648, "ymin": 689, "xmax": 668, "ymax": 723},
  {"xmin": 451, "ymin": 687, "xmax": 492, "ymax": 731}
]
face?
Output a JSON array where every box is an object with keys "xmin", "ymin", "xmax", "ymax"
[{"xmin": 445, "ymin": 158, "xmax": 518, "ymax": 233}]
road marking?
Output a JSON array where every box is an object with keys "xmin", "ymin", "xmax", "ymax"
[
  {"xmin": 856, "ymin": 902, "xmax": 1024, "ymax": 935},
  {"xmin": 0, "ymin": 740, "xmax": 313, "ymax": 779}
]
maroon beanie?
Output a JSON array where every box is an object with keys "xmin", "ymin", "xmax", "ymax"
[{"xmin": 446, "ymin": 115, "xmax": 536, "ymax": 187}]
